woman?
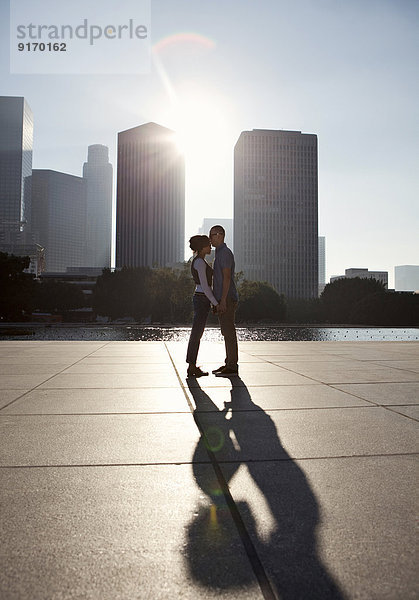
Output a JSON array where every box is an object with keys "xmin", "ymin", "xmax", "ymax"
[{"xmin": 186, "ymin": 235, "xmax": 219, "ymax": 377}]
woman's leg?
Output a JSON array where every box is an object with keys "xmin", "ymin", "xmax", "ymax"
[{"xmin": 186, "ymin": 295, "xmax": 210, "ymax": 365}]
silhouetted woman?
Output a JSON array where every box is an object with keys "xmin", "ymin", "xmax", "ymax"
[{"xmin": 186, "ymin": 235, "xmax": 219, "ymax": 377}]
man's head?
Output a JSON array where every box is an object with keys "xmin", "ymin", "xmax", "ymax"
[{"xmin": 209, "ymin": 225, "xmax": 225, "ymax": 248}]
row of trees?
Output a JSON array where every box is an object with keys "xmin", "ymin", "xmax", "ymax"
[
  {"xmin": 0, "ymin": 252, "xmax": 84, "ymax": 321},
  {"xmin": 1, "ymin": 252, "xmax": 418, "ymax": 325}
]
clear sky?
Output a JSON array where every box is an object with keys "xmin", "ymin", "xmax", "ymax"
[{"xmin": 1, "ymin": 0, "xmax": 418, "ymax": 287}]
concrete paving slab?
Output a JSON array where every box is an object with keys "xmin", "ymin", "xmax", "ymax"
[
  {"xmin": 189, "ymin": 384, "xmax": 372, "ymax": 412},
  {"xmin": 371, "ymin": 359, "xmax": 419, "ymax": 373},
  {"xmin": 0, "ymin": 413, "xmax": 201, "ymax": 466},
  {"xmin": 1, "ymin": 388, "xmax": 190, "ymax": 415},
  {"xmin": 220, "ymin": 455, "xmax": 418, "ymax": 600},
  {"xmin": 332, "ymin": 382, "xmax": 419, "ymax": 405},
  {"xmin": 78, "ymin": 355, "xmax": 173, "ymax": 364},
  {"xmin": 273, "ymin": 362, "xmax": 419, "ymax": 383},
  {"xmin": 1, "ymin": 340, "xmax": 418, "ymax": 600},
  {"xmin": 0, "ymin": 390, "xmax": 26, "ymax": 410},
  {"xmin": 61, "ymin": 363, "xmax": 176, "ymax": 374},
  {"xmin": 0, "ymin": 374, "xmax": 56, "ymax": 389},
  {"xmin": 0, "ymin": 364, "xmax": 69, "ymax": 375},
  {"xmin": 38, "ymin": 372, "xmax": 180, "ymax": 389},
  {"xmin": 386, "ymin": 405, "xmax": 419, "ymax": 420},
  {"xmin": 191, "ymin": 403, "xmax": 418, "ymax": 460},
  {"xmin": 0, "ymin": 465, "xmax": 261, "ymax": 600}
]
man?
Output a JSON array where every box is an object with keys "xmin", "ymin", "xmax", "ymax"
[{"xmin": 209, "ymin": 225, "xmax": 239, "ymax": 375}]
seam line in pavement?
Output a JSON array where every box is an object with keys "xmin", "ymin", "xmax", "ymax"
[
  {"xmin": 1, "ymin": 452, "xmax": 418, "ymax": 469},
  {"xmin": 164, "ymin": 342, "xmax": 277, "ymax": 600},
  {"xmin": 0, "ymin": 342, "xmax": 112, "ymax": 412}
]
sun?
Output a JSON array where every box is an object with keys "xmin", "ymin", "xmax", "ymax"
[{"xmin": 167, "ymin": 87, "xmax": 234, "ymax": 169}]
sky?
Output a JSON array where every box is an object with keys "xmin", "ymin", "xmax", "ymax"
[{"xmin": 1, "ymin": 0, "xmax": 418, "ymax": 287}]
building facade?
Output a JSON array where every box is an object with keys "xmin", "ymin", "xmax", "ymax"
[
  {"xmin": 116, "ymin": 122, "xmax": 185, "ymax": 268},
  {"xmin": 234, "ymin": 129, "xmax": 318, "ymax": 299},
  {"xmin": 0, "ymin": 96, "xmax": 33, "ymax": 237},
  {"xmin": 82, "ymin": 144, "xmax": 113, "ymax": 268},
  {"xmin": 31, "ymin": 170, "xmax": 87, "ymax": 272},
  {"xmin": 318, "ymin": 236, "xmax": 326, "ymax": 296},
  {"xmin": 395, "ymin": 265, "xmax": 419, "ymax": 292},
  {"xmin": 330, "ymin": 268, "xmax": 388, "ymax": 288}
]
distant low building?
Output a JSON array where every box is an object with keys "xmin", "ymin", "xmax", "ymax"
[
  {"xmin": 395, "ymin": 265, "xmax": 419, "ymax": 292},
  {"xmin": 330, "ymin": 268, "xmax": 388, "ymax": 289}
]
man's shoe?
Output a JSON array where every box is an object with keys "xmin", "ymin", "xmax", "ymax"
[
  {"xmin": 212, "ymin": 365, "xmax": 226, "ymax": 374},
  {"xmin": 216, "ymin": 366, "xmax": 239, "ymax": 376},
  {"xmin": 187, "ymin": 366, "xmax": 209, "ymax": 377}
]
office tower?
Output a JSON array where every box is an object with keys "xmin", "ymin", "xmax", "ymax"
[
  {"xmin": 82, "ymin": 145, "xmax": 113, "ymax": 268},
  {"xmin": 318, "ymin": 236, "xmax": 326, "ymax": 296},
  {"xmin": 198, "ymin": 218, "xmax": 234, "ymax": 251},
  {"xmin": 0, "ymin": 96, "xmax": 33, "ymax": 237},
  {"xmin": 330, "ymin": 268, "xmax": 388, "ymax": 288},
  {"xmin": 116, "ymin": 122, "xmax": 185, "ymax": 268},
  {"xmin": 31, "ymin": 170, "xmax": 87, "ymax": 272},
  {"xmin": 234, "ymin": 129, "xmax": 318, "ymax": 299},
  {"xmin": 395, "ymin": 265, "xmax": 419, "ymax": 292}
]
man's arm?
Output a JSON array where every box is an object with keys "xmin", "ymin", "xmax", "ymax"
[{"xmin": 218, "ymin": 267, "xmax": 231, "ymax": 313}]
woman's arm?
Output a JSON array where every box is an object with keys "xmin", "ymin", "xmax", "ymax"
[{"xmin": 195, "ymin": 259, "xmax": 218, "ymax": 306}]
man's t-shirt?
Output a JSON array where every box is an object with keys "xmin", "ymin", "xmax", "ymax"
[{"xmin": 213, "ymin": 242, "xmax": 238, "ymax": 302}]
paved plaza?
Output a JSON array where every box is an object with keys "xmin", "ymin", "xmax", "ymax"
[{"xmin": 0, "ymin": 340, "xmax": 418, "ymax": 599}]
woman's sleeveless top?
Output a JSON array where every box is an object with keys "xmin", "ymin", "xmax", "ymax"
[{"xmin": 191, "ymin": 256, "xmax": 213, "ymax": 287}]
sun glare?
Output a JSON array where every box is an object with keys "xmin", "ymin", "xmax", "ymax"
[{"xmin": 168, "ymin": 89, "xmax": 234, "ymax": 168}]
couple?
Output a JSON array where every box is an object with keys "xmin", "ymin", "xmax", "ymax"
[{"xmin": 186, "ymin": 225, "xmax": 238, "ymax": 378}]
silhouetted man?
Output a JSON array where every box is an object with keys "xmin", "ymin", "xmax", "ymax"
[{"xmin": 209, "ymin": 225, "xmax": 239, "ymax": 375}]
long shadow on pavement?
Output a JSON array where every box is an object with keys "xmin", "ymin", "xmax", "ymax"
[{"xmin": 185, "ymin": 377, "xmax": 346, "ymax": 599}]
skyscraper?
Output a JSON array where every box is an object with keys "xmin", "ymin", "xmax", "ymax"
[
  {"xmin": 116, "ymin": 122, "xmax": 185, "ymax": 268},
  {"xmin": 31, "ymin": 170, "xmax": 87, "ymax": 272},
  {"xmin": 234, "ymin": 129, "xmax": 318, "ymax": 299},
  {"xmin": 395, "ymin": 265, "xmax": 419, "ymax": 292},
  {"xmin": 318, "ymin": 236, "xmax": 326, "ymax": 296},
  {"xmin": 82, "ymin": 145, "xmax": 113, "ymax": 268},
  {"xmin": 0, "ymin": 96, "xmax": 33, "ymax": 237}
]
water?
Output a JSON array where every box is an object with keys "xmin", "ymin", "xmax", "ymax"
[{"xmin": 0, "ymin": 326, "xmax": 418, "ymax": 342}]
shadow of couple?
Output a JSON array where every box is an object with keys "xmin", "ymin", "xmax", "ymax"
[{"xmin": 184, "ymin": 377, "xmax": 346, "ymax": 599}]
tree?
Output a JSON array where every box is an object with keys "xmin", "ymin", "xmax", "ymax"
[
  {"xmin": 33, "ymin": 280, "xmax": 85, "ymax": 313},
  {"xmin": 0, "ymin": 252, "xmax": 36, "ymax": 320},
  {"xmin": 350, "ymin": 291, "xmax": 419, "ymax": 326},
  {"xmin": 92, "ymin": 267, "xmax": 153, "ymax": 321},
  {"xmin": 236, "ymin": 280, "xmax": 287, "ymax": 323},
  {"xmin": 320, "ymin": 277, "xmax": 386, "ymax": 323}
]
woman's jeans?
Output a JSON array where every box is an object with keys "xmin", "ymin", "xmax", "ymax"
[{"xmin": 186, "ymin": 294, "xmax": 210, "ymax": 364}]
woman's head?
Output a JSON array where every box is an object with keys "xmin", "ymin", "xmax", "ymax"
[{"xmin": 189, "ymin": 235, "xmax": 211, "ymax": 254}]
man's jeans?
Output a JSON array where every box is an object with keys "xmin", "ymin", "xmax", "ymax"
[
  {"xmin": 218, "ymin": 297, "xmax": 238, "ymax": 368},
  {"xmin": 186, "ymin": 294, "xmax": 211, "ymax": 364}
]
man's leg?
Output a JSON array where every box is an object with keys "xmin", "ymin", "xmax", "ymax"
[{"xmin": 218, "ymin": 298, "xmax": 238, "ymax": 368}]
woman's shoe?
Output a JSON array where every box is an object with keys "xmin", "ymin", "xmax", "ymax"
[{"xmin": 187, "ymin": 365, "xmax": 209, "ymax": 377}]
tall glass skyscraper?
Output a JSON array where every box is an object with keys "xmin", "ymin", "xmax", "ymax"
[
  {"xmin": 30, "ymin": 170, "xmax": 87, "ymax": 272},
  {"xmin": 82, "ymin": 145, "xmax": 113, "ymax": 268},
  {"xmin": 0, "ymin": 96, "xmax": 33, "ymax": 235},
  {"xmin": 116, "ymin": 122, "xmax": 185, "ymax": 268},
  {"xmin": 234, "ymin": 129, "xmax": 318, "ymax": 299}
]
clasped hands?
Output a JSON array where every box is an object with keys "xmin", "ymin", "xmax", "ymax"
[{"xmin": 212, "ymin": 300, "xmax": 227, "ymax": 314}]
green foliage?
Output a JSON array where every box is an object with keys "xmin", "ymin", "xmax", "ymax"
[
  {"xmin": 350, "ymin": 291, "xmax": 419, "ymax": 325},
  {"xmin": 149, "ymin": 266, "xmax": 195, "ymax": 322},
  {"xmin": 93, "ymin": 267, "xmax": 152, "ymax": 321},
  {"xmin": 320, "ymin": 277, "xmax": 386, "ymax": 323},
  {"xmin": 236, "ymin": 280, "xmax": 287, "ymax": 323},
  {"xmin": 286, "ymin": 298, "xmax": 322, "ymax": 323},
  {"xmin": 0, "ymin": 252, "xmax": 36, "ymax": 320},
  {"xmin": 33, "ymin": 280, "xmax": 85, "ymax": 313}
]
